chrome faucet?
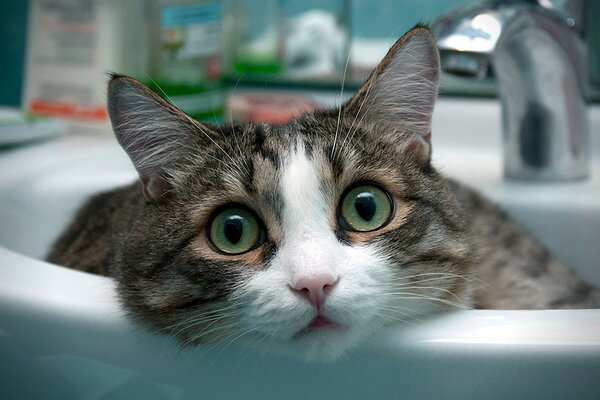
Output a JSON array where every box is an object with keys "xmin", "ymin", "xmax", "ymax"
[{"xmin": 432, "ymin": 0, "xmax": 590, "ymax": 180}]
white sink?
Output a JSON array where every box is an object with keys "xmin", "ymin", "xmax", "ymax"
[{"xmin": 0, "ymin": 98, "xmax": 599, "ymax": 400}]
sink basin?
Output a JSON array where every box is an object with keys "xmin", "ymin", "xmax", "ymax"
[{"xmin": 0, "ymin": 97, "xmax": 599, "ymax": 400}]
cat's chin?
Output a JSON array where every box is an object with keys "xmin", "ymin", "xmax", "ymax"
[{"xmin": 252, "ymin": 325, "xmax": 364, "ymax": 362}]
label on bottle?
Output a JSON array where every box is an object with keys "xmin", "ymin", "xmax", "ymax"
[
  {"xmin": 23, "ymin": 0, "xmax": 120, "ymax": 124},
  {"xmin": 158, "ymin": 2, "xmax": 222, "ymax": 84}
]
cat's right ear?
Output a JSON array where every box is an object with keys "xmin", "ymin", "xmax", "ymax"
[{"xmin": 107, "ymin": 75, "xmax": 215, "ymax": 203}]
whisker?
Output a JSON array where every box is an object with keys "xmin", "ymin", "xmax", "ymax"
[
  {"xmin": 379, "ymin": 291, "xmax": 471, "ymax": 310},
  {"xmin": 144, "ymin": 73, "xmax": 178, "ymax": 108},
  {"xmin": 376, "ymin": 306, "xmax": 425, "ymax": 324},
  {"xmin": 331, "ymin": 44, "xmax": 353, "ymax": 158}
]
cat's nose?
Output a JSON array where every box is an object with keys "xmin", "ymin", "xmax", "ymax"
[{"xmin": 291, "ymin": 273, "xmax": 338, "ymax": 310}]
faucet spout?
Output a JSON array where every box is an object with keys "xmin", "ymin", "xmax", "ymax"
[{"xmin": 433, "ymin": 0, "xmax": 590, "ymax": 181}]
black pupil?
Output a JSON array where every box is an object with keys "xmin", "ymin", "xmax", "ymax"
[
  {"xmin": 355, "ymin": 193, "xmax": 377, "ymax": 222},
  {"xmin": 224, "ymin": 216, "xmax": 244, "ymax": 244}
]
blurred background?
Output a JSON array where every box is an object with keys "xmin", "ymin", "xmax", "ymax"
[{"xmin": 1, "ymin": 0, "xmax": 599, "ymax": 128}]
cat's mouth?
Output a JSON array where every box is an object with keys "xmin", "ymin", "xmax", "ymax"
[
  {"xmin": 293, "ymin": 315, "xmax": 347, "ymax": 339},
  {"xmin": 308, "ymin": 315, "xmax": 336, "ymax": 328}
]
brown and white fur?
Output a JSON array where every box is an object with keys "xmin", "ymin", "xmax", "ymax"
[{"xmin": 48, "ymin": 26, "xmax": 600, "ymax": 360}]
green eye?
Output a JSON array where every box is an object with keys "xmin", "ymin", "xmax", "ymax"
[
  {"xmin": 340, "ymin": 185, "xmax": 393, "ymax": 232},
  {"xmin": 209, "ymin": 207, "xmax": 262, "ymax": 254}
]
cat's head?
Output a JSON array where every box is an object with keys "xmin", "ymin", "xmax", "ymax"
[{"xmin": 107, "ymin": 26, "xmax": 471, "ymax": 361}]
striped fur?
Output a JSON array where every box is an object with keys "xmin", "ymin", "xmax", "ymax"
[{"xmin": 48, "ymin": 26, "xmax": 600, "ymax": 360}]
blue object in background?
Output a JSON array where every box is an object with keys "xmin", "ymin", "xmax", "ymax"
[
  {"xmin": 0, "ymin": 2, "xmax": 28, "ymax": 107},
  {"xmin": 351, "ymin": 0, "xmax": 470, "ymax": 39}
]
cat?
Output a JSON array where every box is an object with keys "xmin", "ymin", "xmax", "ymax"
[{"xmin": 47, "ymin": 25, "xmax": 600, "ymax": 360}]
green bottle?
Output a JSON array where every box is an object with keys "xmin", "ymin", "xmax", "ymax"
[{"xmin": 143, "ymin": 0, "xmax": 224, "ymax": 122}]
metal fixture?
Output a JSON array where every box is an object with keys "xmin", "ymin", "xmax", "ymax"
[{"xmin": 432, "ymin": 0, "xmax": 589, "ymax": 180}]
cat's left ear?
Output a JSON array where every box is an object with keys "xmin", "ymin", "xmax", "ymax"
[{"xmin": 344, "ymin": 25, "xmax": 439, "ymax": 163}]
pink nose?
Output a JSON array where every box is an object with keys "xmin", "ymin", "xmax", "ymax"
[{"xmin": 291, "ymin": 273, "xmax": 338, "ymax": 310}]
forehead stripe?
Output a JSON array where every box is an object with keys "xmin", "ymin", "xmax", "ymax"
[{"xmin": 280, "ymin": 145, "xmax": 329, "ymax": 234}]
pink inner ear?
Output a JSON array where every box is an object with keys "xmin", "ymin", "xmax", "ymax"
[
  {"xmin": 405, "ymin": 131, "xmax": 432, "ymax": 163},
  {"xmin": 141, "ymin": 174, "xmax": 173, "ymax": 202},
  {"xmin": 422, "ymin": 130, "xmax": 432, "ymax": 146}
]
